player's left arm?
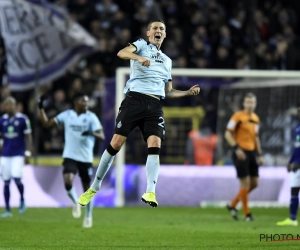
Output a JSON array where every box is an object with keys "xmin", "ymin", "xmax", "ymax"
[
  {"xmin": 23, "ymin": 117, "xmax": 33, "ymax": 164},
  {"xmin": 255, "ymin": 121, "xmax": 263, "ymax": 165},
  {"xmin": 81, "ymin": 114, "xmax": 105, "ymax": 141},
  {"xmin": 91, "ymin": 129, "xmax": 105, "ymax": 141},
  {"xmin": 165, "ymin": 80, "xmax": 200, "ymax": 99}
]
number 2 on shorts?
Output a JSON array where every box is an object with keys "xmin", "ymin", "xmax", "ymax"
[{"xmin": 158, "ymin": 116, "xmax": 165, "ymax": 128}]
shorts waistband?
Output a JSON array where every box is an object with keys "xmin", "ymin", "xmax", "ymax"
[{"xmin": 126, "ymin": 91, "xmax": 161, "ymax": 102}]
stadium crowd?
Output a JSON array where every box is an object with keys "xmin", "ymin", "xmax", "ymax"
[{"xmin": 0, "ymin": 0, "xmax": 300, "ymax": 156}]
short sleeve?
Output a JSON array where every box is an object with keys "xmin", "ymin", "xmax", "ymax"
[
  {"xmin": 54, "ymin": 110, "xmax": 67, "ymax": 125},
  {"xmin": 23, "ymin": 116, "xmax": 32, "ymax": 134},
  {"xmin": 130, "ymin": 38, "xmax": 147, "ymax": 54},
  {"xmin": 226, "ymin": 113, "xmax": 240, "ymax": 132},
  {"xmin": 90, "ymin": 113, "xmax": 102, "ymax": 132}
]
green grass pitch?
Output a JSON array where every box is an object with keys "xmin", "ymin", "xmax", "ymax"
[{"xmin": 0, "ymin": 207, "xmax": 299, "ymax": 250}]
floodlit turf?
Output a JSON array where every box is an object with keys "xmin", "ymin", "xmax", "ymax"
[{"xmin": 0, "ymin": 207, "xmax": 299, "ymax": 250}]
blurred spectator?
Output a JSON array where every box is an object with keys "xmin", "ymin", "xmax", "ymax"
[
  {"xmin": 42, "ymin": 126, "xmax": 65, "ymax": 154},
  {"xmin": 95, "ymin": 0, "xmax": 119, "ymax": 28},
  {"xmin": 1, "ymin": 0, "xmax": 300, "ymax": 156},
  {"xmin": 211, "ymin": 46, "xmax": 234, "ymax": 69},
  {"xmin": 185, "ymin": 117, "xmax": 218, "ymax": 166}
]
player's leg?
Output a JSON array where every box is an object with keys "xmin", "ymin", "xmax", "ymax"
[
  {"xmin": 289, "ymin": 187, "xmax": 300, "ymax": 223},
  {"xmin": 242, "ymin": 151, "xmax": 260, "ymax": 221},
  {"xmin": 240, "ymin": 176, "xmax": 253, "ymax": 221},
  {"xmin": 78, "ymin": 134, "xmax": 126, "ymax": 206},
  {"xmin": 62, "ymin": 158, "xmax": 81, "ymax": 218},
  {"xmin": 248, "ymin": 177, "xmax": 259, "ymax": 193},
  {"xmin": 277, "ymin": 187, "xmax": 299, "ymax": 226},
  {"xmin": 140, "ymin": 99, "xmax": 165, "ymax": 208},
  {"xmin": 248, "ymin": 151, "xmax": 259, "ymax": 194},
  {"xmin": 91, "ymin": 134, "xmax": 125, "ymax": 191},
  {"xmin": 277, "ymin": 169, "xmax": 300, "ymax": 226},
  {"xmin": 0, "ymin": 157, "xmax": 12, "ymax": 217},
  {"xmin": 141, "ymin": 135, "xmax": 161, "ymax": 208},
  {"xmin": 78, "ymin": 163, "xmax": 93, "ymax": 228},
  {"xmin": 11, "ymin": 156, "xmax": 26, "ymax": 214},
  {"xmin": 78, "ymin": 93, "xmax": 143, "ymax": 206},
  {"xmin": 227, "ymin": 152, "xmax": 251, "ymax": 220}
]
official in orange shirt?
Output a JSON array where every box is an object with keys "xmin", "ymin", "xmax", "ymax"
[{"xmin": 224, "ymin": 93, "xmax": 263, "ymax": 221}]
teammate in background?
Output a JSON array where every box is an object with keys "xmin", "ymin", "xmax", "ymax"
[
  {"xmin": 78, "ymin": 19, "xmax": 200, "ymax": 208},
  {"xmin": 0, "ymin": 97, "xmax": 32, "ymax": 217},
  {"xmin": 38, "ymin": 92, "xmax": 105, "ymax": 228},
  {"xmin": 277, "ymin": 103, "xmax": 300, "ymax": 226},
  {"xmin": 225, "ymin": 93, "xmax": 263, "ymax": 221}
]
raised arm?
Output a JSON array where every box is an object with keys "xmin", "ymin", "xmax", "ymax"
[
  {"xmin": 117, "ymin": 45, "xmax": 150, "ymax": 67},
  {"xmin": 165, "ymin": 80, "xmax": 200, "ymax": 99},
  {"xmin": 38, "ymin": 95, "xmax": 56, "ymax": 128}
]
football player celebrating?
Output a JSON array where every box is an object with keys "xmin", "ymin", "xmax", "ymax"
[
  {"xmin": 38, "ymin": 92, "xmax": 105, "ymax": 228},
  {"xmin": 78, "ymin": 19, "xmax": 200, "ymax": 209}
]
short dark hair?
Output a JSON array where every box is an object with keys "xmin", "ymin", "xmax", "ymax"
[
  {"xmin": 72, "ymin": 92, "xmax": 86, "ymax": 103},
  {"xmin": 147, "ymin": 19, "xmax": 165, "ymax": 31}
]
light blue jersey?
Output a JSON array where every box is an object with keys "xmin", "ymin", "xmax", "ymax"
[
  {"xmin": 54, "ymin": 110, "xmax": 102, "ymax": 163},
  {"xmin": 124, "ymin": 38, "xmax": 172, "ymax": 98}
]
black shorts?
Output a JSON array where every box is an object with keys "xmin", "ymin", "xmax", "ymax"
[
  {"xmin": 114, "ymin": 91, "xmax": 165, "ymax": 142},
  {"xmin": 232, "ymin": 150, "xmax": 259, "ymax": 178},
  {"xmin": 62, "ymin": 158, "xmax": 93, "ymax": 183}
]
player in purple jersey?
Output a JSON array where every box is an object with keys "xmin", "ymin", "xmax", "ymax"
[
  {"xmin": 277, "ymin": 103, "xmax": 300, "ymax": 226},
  {"xmin": 0, "ymin": 97, "xmax": 32, "ymax": 217}
]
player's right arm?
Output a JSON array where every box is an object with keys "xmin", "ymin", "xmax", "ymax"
[
  {"xmin": 37, "ymin": 95, "xmax": 56, "ymax": 128},
  {"xmin": 117, "ymin": 40, "xmax": 150, "ymax": 67},
  {"xmin": 224, "ymin": 113, "xmax": 246, "ymax": 160}
]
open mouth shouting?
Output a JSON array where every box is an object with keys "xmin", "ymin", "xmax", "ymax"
[{"xmin": 154, "ymin": 34, "xmax": 161, "ymax": 41}]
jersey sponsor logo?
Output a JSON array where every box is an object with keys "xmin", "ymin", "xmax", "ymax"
[
  {"xmin": 295, "ymin": 135, "xmax": 300, "ymax": 148},
  {"xmin": 69, "ymin": 124, "xmax": 84, "ymax": 132},
  {"xmin": 150, "ymin": 53, "xmax": 165, "ymax": 63},
  {"xmin": 4, "ymin": 126, "xmax": 18, "ymax": 138},
  {"xmin": 117, "ymin": 121, "xmax": 122, "ymax": 128}
]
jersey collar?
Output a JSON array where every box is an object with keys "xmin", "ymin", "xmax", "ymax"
[{"xmin": 147, "ymin": 41, "xmax": 161, "ymax": 52}]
